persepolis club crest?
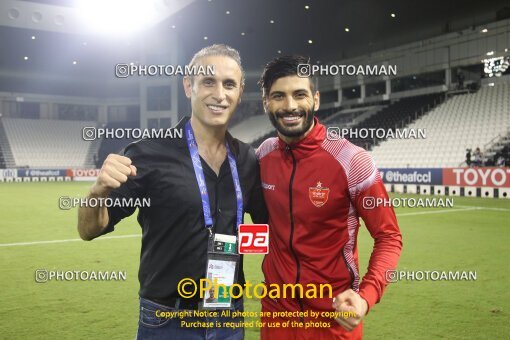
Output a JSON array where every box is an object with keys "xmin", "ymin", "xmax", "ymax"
[{"xmin": 308, "ymin": 182, "xmax": 330, "ymax": 207}]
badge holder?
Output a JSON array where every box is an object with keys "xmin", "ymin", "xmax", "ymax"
[
  {"xmin": 185, "ymin": 121, "xmax": 243, "ymax": 310},
  {"xmin": 200, "ymin": 233, "xmax": 239, "ymax": 310}
]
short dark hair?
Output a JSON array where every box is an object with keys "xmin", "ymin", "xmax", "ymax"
[{"xmin": 258, "ymin": 55, "xmax": 314, "ymax": 97}]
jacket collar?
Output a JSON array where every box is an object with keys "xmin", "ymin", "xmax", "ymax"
[{"xmin": 277, "ymin": 117, "xmax": 325, "ymax": 160}]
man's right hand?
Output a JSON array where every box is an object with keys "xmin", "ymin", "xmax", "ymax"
[{"xmin": 90, "ymin": 154, "xmax": 137, "ymax": 197}]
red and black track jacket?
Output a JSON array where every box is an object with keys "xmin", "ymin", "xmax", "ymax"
[{"xmin": 256, "ymin": 117, "xmax": 402, "ymax": 317}]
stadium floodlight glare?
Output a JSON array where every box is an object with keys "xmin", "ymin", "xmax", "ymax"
[{"xmin": 77, "ymin": 0, "xmax": 157, "ymax": 34}]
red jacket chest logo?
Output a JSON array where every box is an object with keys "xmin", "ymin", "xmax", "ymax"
[{"xmin": 308, "ymin": 181, "xmax": 330, "ymax": 207}]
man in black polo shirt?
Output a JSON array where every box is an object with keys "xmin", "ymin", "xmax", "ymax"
[{"xmin": 77, "ymin": 44, "xmax": 267, "ymax": 339}]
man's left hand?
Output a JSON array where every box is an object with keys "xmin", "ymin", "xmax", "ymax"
[{"xmin": 332, "ymin": 289, "xmax": 368, "ymax": 331}]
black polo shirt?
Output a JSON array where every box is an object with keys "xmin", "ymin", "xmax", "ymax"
[{"xmin": 100, "ymin": 116, "xmax": 268, "ymax": 304}]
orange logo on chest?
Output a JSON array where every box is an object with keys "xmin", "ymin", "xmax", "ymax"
[{"xmin": 308, "ymin": 181, "xmax": 330, "ymax": 207}]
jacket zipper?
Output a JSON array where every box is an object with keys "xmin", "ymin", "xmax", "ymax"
[{"xmin": 287, "ymin": 145, "xmax": 305, "ymax": 322}]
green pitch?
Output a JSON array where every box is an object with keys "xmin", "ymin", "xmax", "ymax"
[{"xmin": 0, "ymin": 182, "xmax": 509, "ymax": 339}]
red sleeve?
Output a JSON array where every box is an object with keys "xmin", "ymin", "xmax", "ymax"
[{"xmin": 348, "ymin": 150, "xmax": 402, "ymax": 311}]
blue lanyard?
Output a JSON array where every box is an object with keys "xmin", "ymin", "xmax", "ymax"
[{"xmin": 185, "ymin": 121, "xmax": 243, "ymax": 235}]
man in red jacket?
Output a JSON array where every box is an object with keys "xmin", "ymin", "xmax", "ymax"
[{"xmin": 256, "ymin": 55, "xmax": 402, "ymax": 339}]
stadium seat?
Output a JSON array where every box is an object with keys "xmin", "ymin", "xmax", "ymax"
[
  {"xmin": 370, "ymin": 83, "xmax": 510, "ymax": 167},
  {"xmin": 2, "ymin": 118, "xmax": 97, "ymax": 168}
]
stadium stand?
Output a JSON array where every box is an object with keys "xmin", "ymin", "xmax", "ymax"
[
  {"xmin": 315, "ymin": 107, "xmax": 339, "ymax": 121},
  {"xmin": 0, "ymin": 118, "xmax": 15, "ymax": 168},
  {"xmin": 370, "ymin": 82, "xmax": 510, "ymax": 168},
  {"xmin": 2, "ymin": 118, "xmax": 98, "ymax": 168},
  {"xmin": 345, "ymin": 93, "xmax": 444, "ymax": 150},
  {"xmin": 228, "ymin": 101, "xmax": 264, "ymax": 127},
  {"xmin": 96, "ymin": 120, "xmax": 139, "ymax": 165},
  {"xmin": 324, "ymin": 105, "xmax": 386, "ymax": 127},
  {"xmin": 229, "ymin": 114, "xmax": 274, "ymax": 144},
  {"xmin": 483, "ymin": 129, "xmax": 510, "ymax": 166},
  {"xmin": 495, "ymin": 144, "xmax": 510, "ymax": 167}
]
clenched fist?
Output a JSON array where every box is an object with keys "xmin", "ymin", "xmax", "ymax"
[
  {"xmin": 90, "ymin": 154, "xmax": 137, "ymax": 197},
  {"xmin": 332, "ymin": 289, "xmax": 368, "ymax": 331}
]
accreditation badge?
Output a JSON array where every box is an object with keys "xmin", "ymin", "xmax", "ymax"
[{"xmin": 201, "ymin": 233, "xmax": 239, "ymax": 309}]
